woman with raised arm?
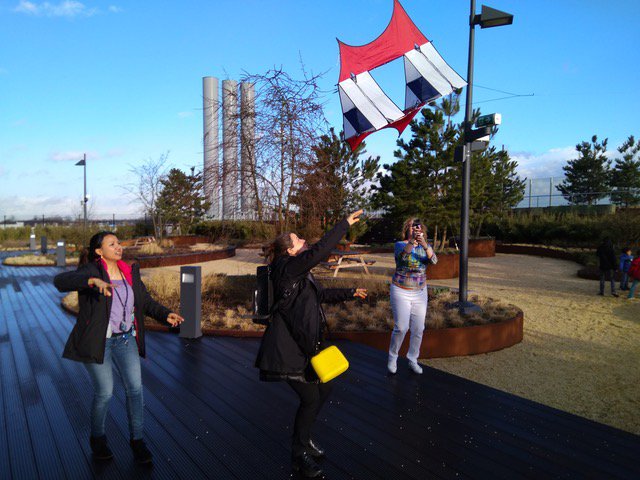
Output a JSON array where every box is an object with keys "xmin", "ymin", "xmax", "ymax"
[
  {"xmin": 255, "ymin": 211, "xmax": 367, "ymax": 478},
  {"xmin": 387, "ymin": 217, "xmax": 438, "ymax": 375},
  {"xmin": 54, "ymin": 231, "xmax": 184, "ymax": 465}
]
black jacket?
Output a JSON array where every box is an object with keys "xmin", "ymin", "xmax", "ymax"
[
  {"xmin": 596, "ymin": 241, "xmax": 617, "ymax": 271},
  {"xmin": 255, "ymin": 219, "xmax": 355, "ymax": 380},
  {"xmin": 54, "ymin": 261, "xmax": 171, "ymax": 363}
]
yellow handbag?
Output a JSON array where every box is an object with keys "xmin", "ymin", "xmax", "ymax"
[{"xmin": 310, "ymin": 345, "xmax": 349, "ymax": 383}]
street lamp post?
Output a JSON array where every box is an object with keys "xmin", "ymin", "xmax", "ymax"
[
  {"xmin": 457, "ymin": 1, "xmax": 513, "ymax": 314},
  {"xmin": 75, "ymin": 153, "xmax": 87, "ymax": 244}
]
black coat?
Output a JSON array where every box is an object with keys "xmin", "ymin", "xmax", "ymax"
[
  {"xmin": 255, "ymin": 219, "xmax": 355, "ymax": 380},
  {"xmin": 596, "ymin": 242, "xmax": 617, "ymax": 271},
  {"xmin": 54, "ymin": 261, "xmax": 171, "ymax": 363}
]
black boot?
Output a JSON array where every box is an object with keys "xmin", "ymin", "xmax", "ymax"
[
  {"xmin": 90, "ymin": 435, "xmax": 113, "ymax": 461},
  {"xmin": 292, "ymin": 452, "xmax": 323, "ymax": 478},
  {"xmin": 307, "ymin": 439, "xmax": 325, "ymax": 458},
  {"xmin": 130, "ymin": 439, "xmax": 153, "ymax": 465}
]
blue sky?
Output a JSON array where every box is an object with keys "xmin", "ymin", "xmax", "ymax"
[{"xmin": 1, "ymin": 0, "xmax": 639, "ymax": 218}]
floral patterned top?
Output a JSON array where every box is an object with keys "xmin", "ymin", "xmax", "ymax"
[{"xmin": 391, "ymin": 241, "xmax": 438, "ymax": 290}]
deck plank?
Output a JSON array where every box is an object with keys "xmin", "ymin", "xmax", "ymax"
[{"xmin": 0, "ymin": 262, "xmax": 638, "ymax": 480}]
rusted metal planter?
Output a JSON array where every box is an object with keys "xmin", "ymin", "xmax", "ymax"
[
  {"xmin": 141, "ymin": 310, "xmax": 523, "ymax": 359},
  {"xmin": 468, "ymin": 238, "xmax": 496, "ymax": 258},
  {"xmin": 331, "ymin": 311, "xmax": 523, "ymax": 358},
  {"xmin": 428, "ymin": 252, "xmax": 459, "ymax": 279},
  {"xmin": 134, "ymin": 246, "xmax": 236, "ymax": 268}
]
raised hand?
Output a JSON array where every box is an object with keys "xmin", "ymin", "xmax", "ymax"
[
  {"xmin": 346, "ymin": 209, "xmax": 364, "ymax": 226},
  {"xmin": 88, "ymin": 278, "xmax": 114, "ymax": 297}
]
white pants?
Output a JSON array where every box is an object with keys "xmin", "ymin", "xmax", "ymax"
[{"xmin": 388, "ymin": 284, "xmax": 427, "ymax": 364}]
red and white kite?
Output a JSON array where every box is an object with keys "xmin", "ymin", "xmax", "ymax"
[{"xmin": 337, "ymin": 0, "xmax": 466, "ymax": 150}]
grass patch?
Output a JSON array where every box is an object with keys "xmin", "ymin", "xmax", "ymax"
[
  {"xmin": 62, "ymin": 272, "xmax": 521, "ymax": 331},
  {"xmin": 138, "ymin": 243, "xmax": 165, "ymax": 255},
  {"xmin": 4, "ymin": 254, "xmax": 79, "ymax": 266}
]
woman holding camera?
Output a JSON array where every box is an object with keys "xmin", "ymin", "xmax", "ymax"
[
  {"xmin": 54, "ymin": 231, "xmax": 184, "ymax": 464},
  {"xmin": 387, "ymin": 217, "xmax": 437, "ymax": 375},
  {"xmin": 256, "ymin": 210, "xmax": 367, "ymax": 478}
]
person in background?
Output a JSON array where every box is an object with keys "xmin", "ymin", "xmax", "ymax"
[
  {"xmin": 54, "ymin": 231, "xmax": 184, "ymax": 464},
  {"xmin": 387, "ymin": 217, "xmax": 438, "ymax": 375},
  {"xmin": 256, "ymin": 211, "xmax": 367, "ymax": 479},
  {"xmin": 627, "ymin": 251, "xmax": 640, "ymax": 300},
  {"xmin": 619, "ymin": 247, "xmax": 633, "ymax": 291},
  {"xmin": 596, "ymin": 238, "xmax": 618, "ymax": 297}
]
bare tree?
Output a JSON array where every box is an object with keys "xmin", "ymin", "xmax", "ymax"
[
  {"xmin": 203, "ymin": 65, "xmax": 328, "ymax": 232},
  {"xmin": 123, "ymin": 152, "xmax": 170, "ymax": 239}
]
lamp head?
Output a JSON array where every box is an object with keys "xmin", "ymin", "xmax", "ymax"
[{"xmin": 474, "ymin": 5, "xmax": 513, "ymax": 28}]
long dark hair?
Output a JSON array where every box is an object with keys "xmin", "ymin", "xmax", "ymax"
[
  {"xmin": 79, "ymin": 231, "xmax": 116, "ymax": 265},
  {"xmin": 263, "ymin": 232, "xmax": 294, "ymax": 264}
]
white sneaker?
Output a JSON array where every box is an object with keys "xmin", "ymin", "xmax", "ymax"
[
  {"xmin": 387, "ymin": 358, "xmax": 397, "ymax": 374},
  {"xmin": 408, "ymin": 361, "xmax": 423, "ymax": 375}
]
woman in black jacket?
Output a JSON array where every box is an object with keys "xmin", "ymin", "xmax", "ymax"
[
  {"xmin": 255, "ymin": 210, "xmax": 367, "ymax": 478},
  {"xmin": 54, "ymin": 231, "xmax": 184, "ymax": 464}
]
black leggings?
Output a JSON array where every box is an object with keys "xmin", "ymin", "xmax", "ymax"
[{"xmin": 287, "ymin": 380, "xmax": 333, "ymax": 456}]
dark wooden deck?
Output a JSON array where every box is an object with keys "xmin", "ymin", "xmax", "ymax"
[{"xmin": 1, "ymin": 257, "xmax": 639, "ymax": 479}]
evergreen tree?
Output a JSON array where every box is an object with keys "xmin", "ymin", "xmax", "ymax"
[
  {"xmin": 610, "ymin": 135, "xmax": 640, "ymax": 206},
  {"xmin": 156, "ymin": 168, "xmax": 210, "ymax": 234},
  {"xmin": 294, "ymin": 128, "xmax": 379, "ymax": 238},
  {"xmin": 372, "ymin": 92, "xmax": 525, "ymax": 246},
  {"xmin": 372, "ymin": 102, "xmax": 461, "ymax": 248},
  {"xmin": 470, "ymin": 146, "xmax": 525, "ymax": 236},
  {"xmin": 557, "ymin": 135, "xmax": 611, "ymax": 205}
]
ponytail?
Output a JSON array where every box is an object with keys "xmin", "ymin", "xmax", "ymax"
[{"xmin": 264, "ymin": 232, "xmax": 294, "ymax": 264}]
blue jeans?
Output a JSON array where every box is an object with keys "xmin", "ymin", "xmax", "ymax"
[
  {"xmin": 620, "ymin": 272, "xmax": 629, "ymax": 290},
  {"xmin": 629, "ymin": 279, "xmax": 639, "ymax": 299},
  {"xmin": 599, "ymin": 269, "xmax": 616, "ymax": 295},
  {"xmin": 84, "ymin": 336, "xmax": 144, "ymax": 440}
]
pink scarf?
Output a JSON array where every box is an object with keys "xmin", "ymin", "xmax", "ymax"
[{"xmin": 98, "ymin": 258, "xmax": 133, "ymax": 286}]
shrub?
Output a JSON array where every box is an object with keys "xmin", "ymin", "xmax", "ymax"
[
  {"xmin": 193, "ymin": 221, "xmax": 276, "ymax": 244},
  {"xmin": 483, "ymin": 209, "xmax": 640, "ymax": 247}
]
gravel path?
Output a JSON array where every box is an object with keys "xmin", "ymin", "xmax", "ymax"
[{"xmin": 428, "ymin": 254, "xmax": 640, "ymax": 435}]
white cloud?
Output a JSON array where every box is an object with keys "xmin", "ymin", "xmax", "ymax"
[
  {"xmin": 17, "ymin": 168, "xmax": 51, "ymax": 179},
  {"xmin": 107, "ymin": 5, "xmax": 122, "ymax": 13},
  {"xmin": 13, "ymin": 1, "xmax": 38, "ymax": 14},
  {"xmin": 0, "ymin": 194, "xmax": 79, "ymax": 217},
  {"xmin": 0, "ymin": 192, "xmax": 140, "ymax": 218},
  {"xmin": 13, "ymin": 1, "xmax": 101, "ymax": 18},
  {"xmin": 511, "ymin": 146, "xmax": 575, "ymax": 180},
  {"xmin": 49, "ymin": 150, "xmax": 99, "ymax": 162},
  {"xmin": 105, "ymin": 148, "xmax": 125, "ymax": 158},
  {"xmin": 178, "ymin": 111, "xmax": 194, "ymax": 118}
]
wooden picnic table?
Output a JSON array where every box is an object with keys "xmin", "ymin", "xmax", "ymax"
[{"xmin": 322, "ymin": 249, "xmax": 375, "ymax": 277}]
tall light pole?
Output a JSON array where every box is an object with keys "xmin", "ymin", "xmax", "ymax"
[
  {"xmin": 75, "ymin": 153, "xmax": 87, "ymax": 244},
  {"xmin": 457, "ymin": 2, "xmax": 513, "ymax": 314}
]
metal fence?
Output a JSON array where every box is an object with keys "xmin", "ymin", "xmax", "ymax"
[
  {"xmin": 0, "ymin": 213, "xmax": 146, "ymax": 229},
  {"xmin": 515, "ymin": 177, "xmax": 640, "ymax": 209}
]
